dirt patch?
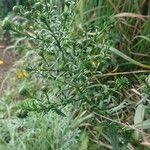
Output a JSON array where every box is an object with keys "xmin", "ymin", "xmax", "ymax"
[{"xmin": 0, "ymin": 42, "xmax": 18, "ymax": 84}]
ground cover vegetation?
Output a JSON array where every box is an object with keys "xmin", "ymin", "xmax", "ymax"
[{"xmin": 0, "ymin": 0, "xmax": 150, "ymax": 149}]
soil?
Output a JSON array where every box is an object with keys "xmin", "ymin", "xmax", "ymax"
[{"xmin": 0, "ymin": 42, "xmax": 18, "ymax": 85}]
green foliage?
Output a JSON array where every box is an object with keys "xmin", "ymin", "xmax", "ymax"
[
  {"xmin": 0, "ymin": 0, "xmax": 29, "ymax": 18},
  {"xmin": 0, "ymin": 2, "xmax": 8, "ymax": 18},
  {"xmin": 4, "ymin": 0, "xmax": 114, "ymax": 114},
  {"xmin": 1, "ymin": 0, "xmax": 150, "ymax": 149},
  {"xmin": 0, "ymin": 109, "xmax": 81, "ymax": 150}
]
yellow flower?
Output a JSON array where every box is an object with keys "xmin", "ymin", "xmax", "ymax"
[
  {"xmin": 0, "ymin": 60, "xmax": 4, "ymax": 65},
  {"xmin": 17, "ymin": 70, "xmax": 29, "ymax": 79}
]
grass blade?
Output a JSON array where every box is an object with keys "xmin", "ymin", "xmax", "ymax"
[{"xmin": 108, "ymin": 46, "xmax": 150, "ymax": 69}]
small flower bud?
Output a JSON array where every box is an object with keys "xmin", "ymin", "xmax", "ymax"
[
  {"xmin": 34, "ymin": 2, "xmax": 43, "ymax": 11},
  {"xmin": 2, "ymin": 18, "xmax": 12, "ymax": 30},
  {"xmin": 13, "ymin": 6, "xmax": 21, "ymax": 14}
]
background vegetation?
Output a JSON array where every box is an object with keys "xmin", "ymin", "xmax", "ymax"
[{"xmin": 0, "ymin": 0, "xmax": 150, "ymax": 149}]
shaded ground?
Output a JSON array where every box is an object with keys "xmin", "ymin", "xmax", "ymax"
[{"xmin": 0, "ymin": 42, "xmax": 18, "ymax": 84}]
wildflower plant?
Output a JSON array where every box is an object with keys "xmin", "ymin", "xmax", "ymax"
[
  {"xmin": 1, "ymin": 0, "xmax": 150, "ymax": 149},
  {"xmin": 2, "ymin": 0, "xmax": 115, "ymax": 115}
]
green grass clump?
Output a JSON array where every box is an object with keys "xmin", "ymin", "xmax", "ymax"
[{"xmin": 0, "ymin": 108, "xmax": 81, "ymax": 150}]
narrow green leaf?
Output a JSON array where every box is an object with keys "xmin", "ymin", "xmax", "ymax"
[
  {"xmin": 107, "ymin": 125, "xmax": 119, "ymax": 150},
  {"xmin": 79, "ymin": 130, "xmax": 89, "ymax": 150},
  {"xmin": 134, "ymin": 119, "xmax": 150, "ymax": 129},
  {"xmin": 108, "ymin": 46, "xmax": 150, "ymax": 69},
  {"xmin": 133, "ymin": 103, "xmax": 146, "ymax": 140},
  {"xmin": 134, "ymin": 35, "xmax": 150, "ymax": 43},
  {"xmin": 134, "ymin": 103, "xmax": 146, "ymax": 125}
]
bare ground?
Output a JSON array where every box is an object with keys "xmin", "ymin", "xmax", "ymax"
[{"xmin": 0, "ymin": 42, "xmax": 18, "ymax": 87}]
